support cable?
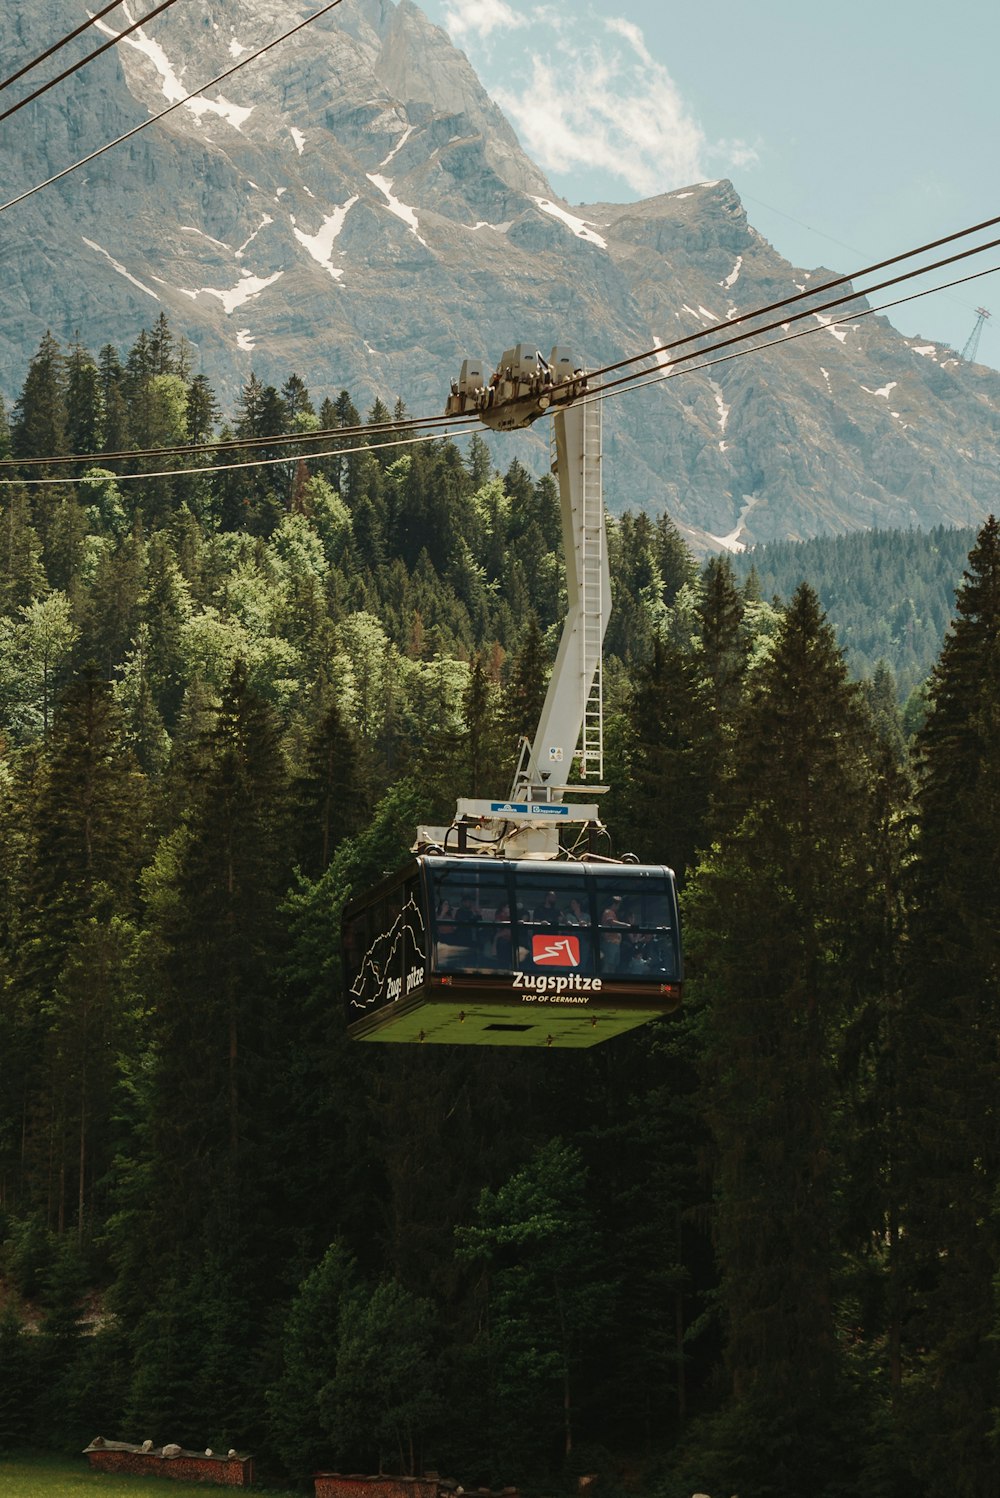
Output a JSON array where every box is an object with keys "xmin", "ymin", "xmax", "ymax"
[
  {"xmin": 4, "ymin": 263, "xmax": 995, "ymax": 487},
  {"xmin": 583, "ymin": 233, "xmax": 1000, "ymax": 401},
  {"xmin": 0, "ymin": 0, "xmax": 347, "ymax": 217},
  {"xmin": 0, "ymin": 1, "xmax": 129, "ymax": 93},
  {"xmin": 0, "ymin": 422, "xmax": 480, "ymax": 485},
  {"xmin": 2, "ymin": 226, "xmax": 998, "ymax": 477},
  {"xmin": 0, "ymin": 411, "xmax": 460, "ymax": 471},
  {"xmin": 577, "ymin": 262, "xmax": 1000, "ymax": 409},
  {"xmin": 585, "ymin": 210, "xmax": 1000, "ymax": 385},
  {"xmin": 0, "ymin": 0, "xmax": 183, "ymax": 129}
]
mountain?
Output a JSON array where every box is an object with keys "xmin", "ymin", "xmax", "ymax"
[{"xmin": 1, "ymin": 0, "xmax": 998, "ymax": 546}]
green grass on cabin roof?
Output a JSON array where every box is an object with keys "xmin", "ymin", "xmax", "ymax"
[{"xmin": 0, "ymin": 1455, "xmax": 299, "ymax": 1498}]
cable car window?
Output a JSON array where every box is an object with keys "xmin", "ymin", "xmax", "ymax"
[
  {"xmin": 511, "ymin": 872, "xmax": 595, "ymax": 974},
  {"xmin": 594, "ymin": 876, "xmax": 678, "ymax": 980},
  {"xmin": 429, "ymin": 863, "xmax": 512, "ymax": 972}
]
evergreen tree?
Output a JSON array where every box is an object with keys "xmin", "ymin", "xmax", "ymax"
[
  {"xmin": 503, "ymin": 611, "xmax": 549, "ymax": 770},
  {"xmin": 456, "ymin": 1140, "xmax": 612, "ymax": 1478},
  {"xmin": 130, "ymin": 661, "xmax": 291, "ymax": 1267},
  {"xmin": 12, "ymin": 665, "xmax": 146, "ymax": 1228},
  {"xmin": 685, "ymin": 585, "xmax": 880, "ymax": 1497},
  {"xmin": 11, "ymin": 331, "xmax": 68, "ymax": 465},
  {"xmin": 612, "ymin": 636, "xmax": 714, "ymax": 880},
  {"xmin": 98, "ymin": 343, "xmax": 130, "ymax": 457},
  {"xmin": 291, "ymin": 689, "xmax": 367, "ymax": 877},
  {"xmin": 65, "ymin": 338, "xmax": 104, "ymax": 456},
  {"xmin": 898, "ymin": 516, "xmax": 1000, "ymax": 1498},
  {"xmin": 0, "ymin": 491, "xmax": 46, "ymax": 612},
  {"xmin": 697, "ymin": 554, "xmax": 749, "ymax": 721}
]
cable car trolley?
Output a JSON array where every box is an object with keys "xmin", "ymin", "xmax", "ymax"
[
  {"xmin": 343, "ymin": 344, "xmax": 683, "ymax": 1048},
  {"xmin": 446, "ymin": 344, "xmax": 587, "ymax": 432}
]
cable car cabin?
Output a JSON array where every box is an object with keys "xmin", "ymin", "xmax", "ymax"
[{"xmin": 343, "ymin": 856, "xmax": 682, "ymax": 1048}]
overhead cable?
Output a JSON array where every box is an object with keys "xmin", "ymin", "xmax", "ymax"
[
  {"xmin": 581, "ymin": 262, "xmax": 1000, "ymax": 408},
  {"xmin": 0, "ymin": 0, "xmax": 183, "ymax": 128},
  {"xmin": 0, "ymin": 0, "xmax": 347, "ymax": 217},
  {"xmin": 0, "ymin": 1, "xmax": 128, "ymax": 93},
  {"xmin": 4, "ymin": 263, "xmax": 995, "ymax": 487},
  {"xmin": 1, "ymin": 411, "xmax": 459, "ymax": 471},
  {"xmin": 0, "ymin": 423, "xmax": 479, "ymax": 486},
  {"xmin": 3, "ymin": 218, "xmax": 997, "ymax": 477},
  {"xmin": 585, "ymin": 210, "xmax": 1000, "ymax": 385},
  {"xmin": 585, "ymin": 230, "xmax": 1000, "ymax": 398}
]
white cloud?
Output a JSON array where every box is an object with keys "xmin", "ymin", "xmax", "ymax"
[
  {"xmin": 493, "ymin": 19, "xmax": 707, "ymax": 197},
  {"xmin": 442, "ymin": 0, "xmax": 528, "ymax": 45},
  {"xmin": 443, "ymin": 4, "xmax": 758, "ymax": 198}
]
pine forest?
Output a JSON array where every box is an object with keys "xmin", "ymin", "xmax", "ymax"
[{"xmin": 1, "ymin": 321, "xmax": 999, "ymax": 1498}]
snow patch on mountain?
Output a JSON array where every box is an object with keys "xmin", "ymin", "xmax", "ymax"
[
  {"xmin": 721, "ymin": 256, "xmax": 742, "ymax": 289},
  {"xmin": 381, "ymin": 124, "xmax": 416, "ymax": 168},
  {"xmin": 366, "ymin": 175, "xmax": 427, "ymax": 245},
  {"xmin": 708, "ymin": 378, "xmax": 730, "ymax": 436},
  {"xmin": 201, "ymin": 270, "xmax": 284, "ymax": 315},
  {"xmin": 235, "ymin": 216, "xmax": 273, "ymax": 259},
  {"xmin": 709, "ymin": 494, "xmax": 760, "ymax": 553},
  {"xmin": 181, "ymin": 225, "xmax": 232, "ymax": 252},
  {"xmin": 93, "ymin": 9, "xmax": 253, "ymax": 129},
  {"xmin": 82, "ymin": 239, "xmax": 159, "ymax": 300},
  {"xmin": 291, "ymin": 197, "xmax": 359, "ymax": 281},
  {"xmin": 530, "ymin": 198, "xmax": 608, "ymax": 249}
]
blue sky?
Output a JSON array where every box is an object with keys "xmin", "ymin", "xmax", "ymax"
[{"xmin": 417, "ymin": 0, "xmax": 1000, "ymax": 371}]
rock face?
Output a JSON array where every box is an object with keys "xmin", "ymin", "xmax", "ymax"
[{"xmin": 1, "ymin": 0, "xmax": 998, "ymax": 545}]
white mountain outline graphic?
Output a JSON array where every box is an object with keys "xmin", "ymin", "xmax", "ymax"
[{"xmin": 349, "ymin": 895, "xmax": 427, "ymax": 1011}]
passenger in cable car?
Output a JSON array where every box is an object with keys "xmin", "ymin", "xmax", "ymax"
[
  {"xmin": 436, "ymin": 897, "xmax": 456, "ymax": 935},
  {"xmin": 565, "ymin": 896, "xmax": 587, "ymax": 925},
  {"xmin": 454, "ymin": 893, "xmax": 481, "ymax": 946},
  {"xmin": 600, "ymin": 894, "xmax": 630, "ymax": 969},
  {"xmin": 535, "ymin": 889, "xmax": 562, "ymax": 925}
]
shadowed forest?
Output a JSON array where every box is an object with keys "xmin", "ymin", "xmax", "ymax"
[{"xmin": 1, "ymin": 321, "xmax": 998, "ymax": 1498}]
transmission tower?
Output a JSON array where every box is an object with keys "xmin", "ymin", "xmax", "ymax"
[{"xmin": 961, "ymin": 306, "xmax": 991, "ymax": 363}]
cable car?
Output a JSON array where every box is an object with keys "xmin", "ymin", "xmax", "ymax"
[{"xmin": 343, "ymin": 855, "xmax": 682, "ymax": 1048}]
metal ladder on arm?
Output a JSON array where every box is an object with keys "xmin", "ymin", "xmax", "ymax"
[{"xmin": 579, "ymin": 396, "xmax": 604, "ymax": 781}]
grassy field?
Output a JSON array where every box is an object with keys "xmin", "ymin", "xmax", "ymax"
[{"xmin": 0, "ymin": 1455, "xmax": 299, "ymax": 1498}]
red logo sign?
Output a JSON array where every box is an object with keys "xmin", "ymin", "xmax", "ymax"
[{"xmin": 532, "ymin": 934, "xmax": 581, "ymax": 967}]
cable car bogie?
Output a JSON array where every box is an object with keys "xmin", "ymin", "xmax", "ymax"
[{"xmin": 445, "ymin": 343, "xmax": 588, "ymax": 431}]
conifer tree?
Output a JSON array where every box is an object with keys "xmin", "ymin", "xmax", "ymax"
[
  {"xmin": 65, "ymin": 338, "xmax": 104, "ymax": 456},
  {"xmin": 898, "ymin": 516, "xmax": 1000, "ymax": 1498},
  {"xmin": 0, "ymin": 490, "xmax": 46, "ymax": 612},
  {"xmin": 136, "ymin": 661, "xmax": 291, "ymax": 1258},
  {"xmin": 685, "ymin": 584, "xmax": 879, "ymax": 1495},
  {"xmin": 291, "ymin": 689, "xmax": 366, "ymax": 877},
  {"xmin": 98, "ymin": 343, "xmax": 130, "ymax": 457},
  {"xmin": 612, "ymin": 636, "xmax": 714, "ymax": 879},
  {"xmin": 12, "ymin": 665, "xmax": 146, "ymax": 1228},
  {"xmin": 503, "ymin": 611, "xmax": 549, "ymax": 770},
  {"xmin": 697, "ymin": 555, "xmax": 749, "ymax": 721},
  {"xmin": 11, "ymin": 331, "xmax": 68, "ymax": 465},
  {"xmin": 462, "ymin": 650, "xmax": 503, "ymax": 798}
]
